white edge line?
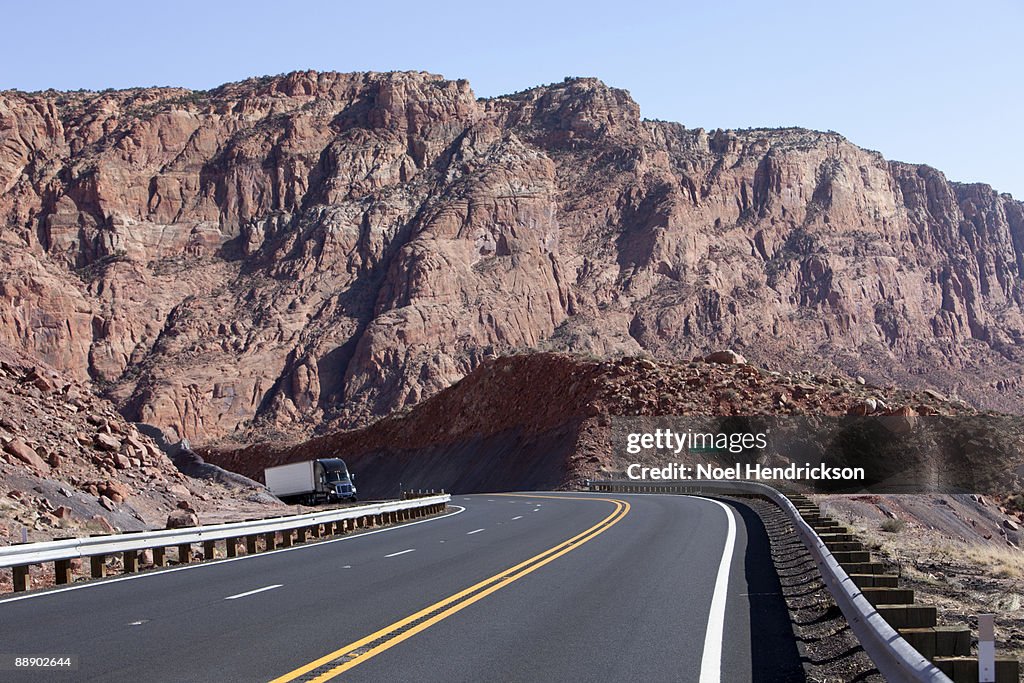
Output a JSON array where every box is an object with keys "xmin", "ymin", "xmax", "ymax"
[
  {"xmin": 224, "ymin": 583, "xmax": 282, "ymax": 600},
  {"xmin": 0, "ymin": 505, "xmax": 466, "ymax": 605},
  {"xmin": 466, "ymin": 528, "xmax": 484, "ymax": 535},
  {"xmin": 384, "ymin": 549, "xmax": 415, "ymax": 558},
  {"xmin": 696, "ymin": 497, "xmax": 737, "ymax": 683}
]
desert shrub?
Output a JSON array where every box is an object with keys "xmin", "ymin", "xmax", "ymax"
[{"xmin": 880, "ymin": 518, "xmax": 905, "ymax": 533}]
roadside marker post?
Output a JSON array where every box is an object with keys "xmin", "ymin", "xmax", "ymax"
[{"xmin": 979, "ymin": 614, "xmax": 995, "ymax": 683}]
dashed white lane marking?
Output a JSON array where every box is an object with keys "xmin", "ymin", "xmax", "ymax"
[
  {"xmin": 225, "ymin": 584, "xmax": 283, "ymax": 600},
  {"xmin": 466, "ymin": 529, "xmax": 485, "ymax": 535},
  {"xmin": 532, "ymin": 508, "xmax": 541, "ymax": 512},
  {"xmin": 511, "ymin": 516, "xmax": 523, "ymax": 520},
  {"xmin": 0, "ymin": 505, "xmax": 466, "ymax": 606},
  {"xmin": 384, "ymin": 549, "xmax": 416, "ymax": 558}
]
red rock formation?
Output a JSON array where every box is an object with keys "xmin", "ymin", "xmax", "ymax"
[
  {"xmin": 1, "ymin": 71, "xmax": 1023, "ymax": 443},
  {"xmin": 0, "ymin": 342, "xmax": 281, "ymax": 552}
]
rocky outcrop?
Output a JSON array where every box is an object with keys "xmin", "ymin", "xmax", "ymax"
[
  {"xmin": 1, "ymin": 71, "xmax": 1023, "ymax": 443},
  {"xmin": 0, "ymin": 342, "xmax": 280, "ymax": 554}
]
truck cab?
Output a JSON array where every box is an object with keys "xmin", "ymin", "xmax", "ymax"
[{"xmin": 316, "ymin": 458, "xmax": 357, "ymax": 503}]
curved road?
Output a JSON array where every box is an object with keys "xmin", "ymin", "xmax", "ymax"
[{"xmin": 0, "ymin": 493, "xmax": 803, "ymax": 682}]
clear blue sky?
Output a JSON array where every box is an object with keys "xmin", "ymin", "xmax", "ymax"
[{"xmin": 3, "ymin": 1, "xmax": 1021, "ymax": 198}]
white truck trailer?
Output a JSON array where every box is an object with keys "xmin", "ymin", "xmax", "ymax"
[{"xmin": 263, "ymin": 458, "xmax": 357, "ymax": 504}]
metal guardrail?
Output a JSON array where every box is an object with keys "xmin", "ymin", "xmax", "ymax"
[
  {"xmin": 1, "ymin": 494, "xmax": 450, "ymax": 590},
  {"xmin": 587, "ymin": 480, "xmax": 951, "ymax": 683}
]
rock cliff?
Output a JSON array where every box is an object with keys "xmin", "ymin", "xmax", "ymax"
[{"xmin": 2, "ymin": 71, "xmax": 1023, "ymax": 443}]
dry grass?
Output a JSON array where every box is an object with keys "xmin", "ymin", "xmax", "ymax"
[{"xmin": 821, "ymin": 497, "xmax": 1024, "ymax": 661}]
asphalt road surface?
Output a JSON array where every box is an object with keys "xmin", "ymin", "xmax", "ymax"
[{"xmin": 0, "ymin": 492, "xmax": 803, "ymax": 682}]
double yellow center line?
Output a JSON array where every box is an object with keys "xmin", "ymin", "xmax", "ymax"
[{"xmin": 270, "ymin": 494, "xmax": 630, "ymax": 682}]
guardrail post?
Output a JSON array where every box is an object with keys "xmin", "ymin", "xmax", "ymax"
[
  {"xmin": 203, "ymin": 540, "xmax": 217, "ymax": 560},
  {"xmin": 310, "ymin": 524, "xmax": 321, "ymax": 538},
  {"xmin": 226, "ymin": 537, "xmax": 238, "ymax": 558},
  {"xmin": 123, "ymin": 549, "xmax": 139, "ymax": 573},
  {"xmin": 245, "ymin": 535, "xmax": 258, "ymax": 555},
  {"xmin": 177, "ymin": 543, "xmax": 191, "ymax": 564},
  {"xmin": 12, "ymin": 565, "xmax": 30, "ymax": 592},
  {"xmin": 53, "ymin": 537, "xmax": 74, "ymax": 584},
  {"xmin": 296, "ymin": 527, "xmax": 307, "ymax": 543},
  {"xmin": 90, "ymin": 555, "xmax": 106, "ymax": 578},
  {"xmin": 264, "ymin": 532, "xmax": 276, "ymax": 551},
  {"xmin": 54, "ymin": 557, "xmax": 73, "ymax": 584},
  {"xmin": 152, "ymin": 547, "xmax": 166, "ymax": 567},
  {"xmin": 279, "ymin": 530, "xmax": 293, "ymax": 548}
]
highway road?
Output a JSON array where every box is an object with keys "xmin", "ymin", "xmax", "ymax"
[{"xmin": 0, "ymin": 493, "xmax": 804, "ymax": 682}]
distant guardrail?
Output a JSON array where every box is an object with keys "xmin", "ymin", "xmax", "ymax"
[
  {"xmin": 586, "ymin": 480, "xmax": 951, "ymax": 683},
  {"xmin": 0, "ymin": 494, "xmax": 450, "ymax": 593}
]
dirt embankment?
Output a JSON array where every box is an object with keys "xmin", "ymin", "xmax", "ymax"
[{"xmin": 204, "ymin": 351, "xmax": 975, "ymax": 498}]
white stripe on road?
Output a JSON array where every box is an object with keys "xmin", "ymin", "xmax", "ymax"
[
  {"xmin": 466, "ymin": 529, "xmax": 485, "ymax": 535},
  {"xmin": 385, "ymin": 549, "xmax": 415, "ymax": 558},
  {"xmin": 0, "ymin": 505, "xmax": 466, "ymax": 606},
  {"xmin": 224, "ymin": 584, "xmax": 282, "ymax": 600},
  {"xmin": 697, "ymin": 498, "xmax": 737, "ymax": 683},
  {"xmin": 511, "ymin": 516, "xmax": 523, "ymax": 520}
]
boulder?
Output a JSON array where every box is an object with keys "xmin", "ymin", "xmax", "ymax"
[
  {"xmin": 89, "ymin": 515, "xmax": 116, "ymax": 534},
  {"xmin": 166, "ymin": 483, "xmax": 191, "ymax": 498},
  {"xmin": 792, "ymin": 385, "xmax": 817, "ymax": 399},
  {"xmin": 94, "ymin": 432, "xmax": 121, "ymax": 451},
  {"xmin": 3, "ymin": 438, "xmax": 50, "ymax": 474},
  {"xmin": 166, "ymin": 509, "xmax": 200, "ymax": 529},
  {"xmin": 704, "ymin": 350, "xmax": 746, "ymax": 365},
  {"xmin": 101, "ymin": 480, "xmax": 131, "ymax": 503}
]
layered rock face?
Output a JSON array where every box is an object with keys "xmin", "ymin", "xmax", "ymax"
[{"xmin": 1, "ymin": 71, "xmax": 1023, "ymax": 443}]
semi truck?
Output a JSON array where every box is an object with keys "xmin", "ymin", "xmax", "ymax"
[{"xmin": 263, "ymin": 459, "xmax": 357, "ymax": 504}]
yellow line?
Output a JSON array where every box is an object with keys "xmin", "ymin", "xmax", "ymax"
[{"xmin": 269, "ymin": 494, "xmax": 629, "ymax": 683}]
